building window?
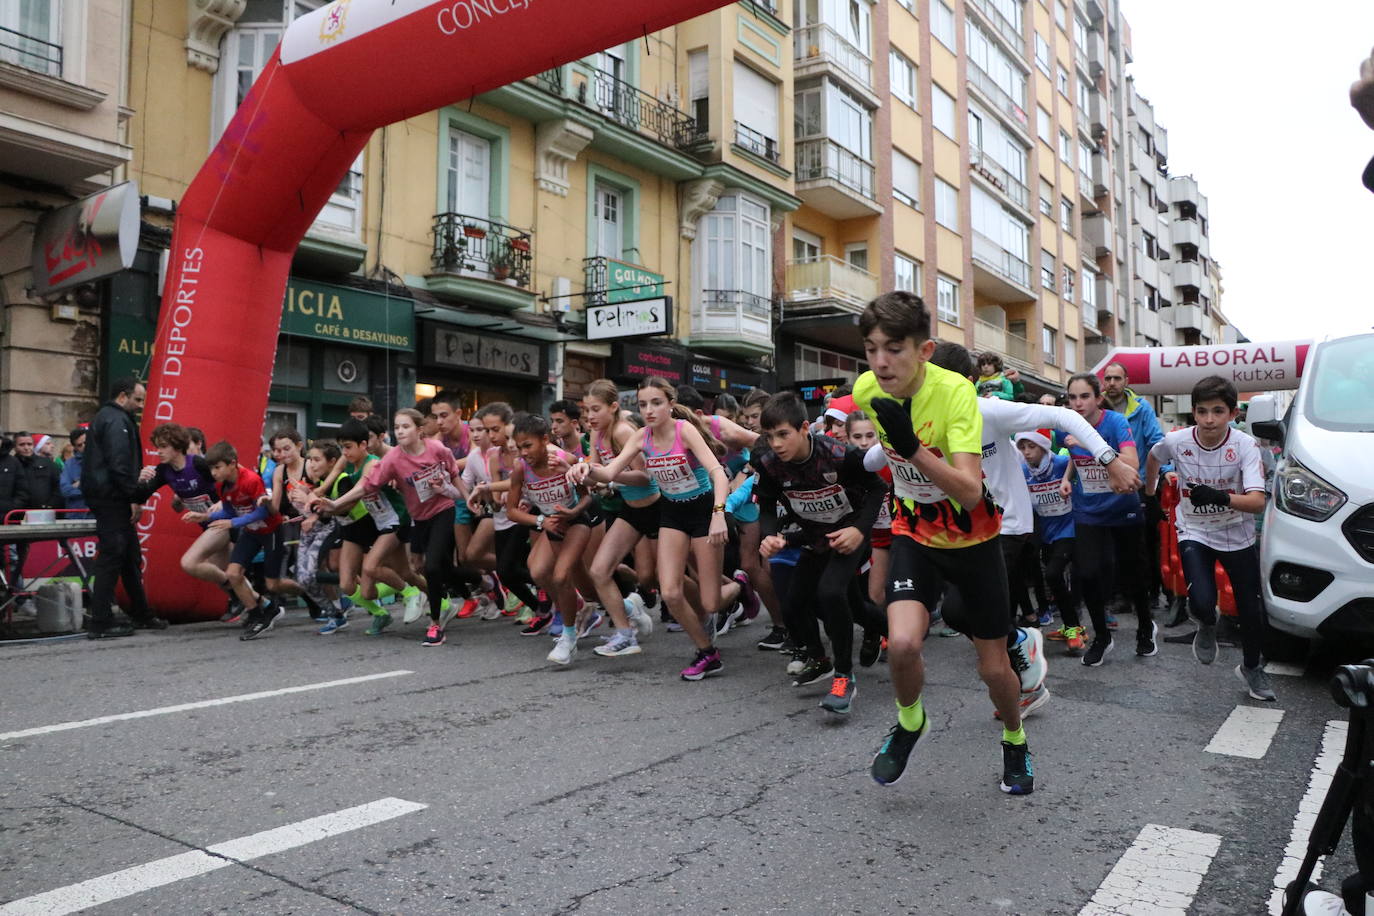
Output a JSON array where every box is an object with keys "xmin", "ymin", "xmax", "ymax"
[
  {"xmin": 698, "ymin": 193, "xmax": 772, "ymax": 303},
  {"xmin": 1062, "ymin": 266, "xmax": 1075, "ymax": 302},
  {"xmin": 1060, "ymin": 197, "xmax": 1073, "ymax": 233},
  {"xmin": 1058, "ymin": 130, "xmax": 1072, "ymax": 164},
  {"xmin": 1082, "ymin": 267, "xmax": 1098, "ymax": 324},
  {"xmin": 594, "ymin": 182, "xmax": 625, "ymax": 259},
  {"xmin": 1041, "ymin": 250, "xmax": 1056, "ymax": 290},
  {"xmin": 1043, "ymin": 326, "xmax": 1058, "ymax": 363},
  {"xmin": 1143, "ymin": 282, "xmax": 1160, "ymax": 311},
  {"xmin": 895, "ymin": 252, "xmax": 921, "ymax": 292},
  {"xmin": 933, "ymin": 84, "xmax": 957, "ymax": 138},
  {"xmin": 795, "ymin": 343, "xmax": 863, "ymax": 385},
  {"xmin": 1074, "ymin": 17, "xmax": 1088, "ymax": 54},
  {"xmin": 1055, "ymin": 1, "xmax": 1068, "ymax": 31},
  {"xmin": 447, "ymin": 128, "xmax": 492, "ymax": 217},
  {"xmin": 1057, "ymin": 65, "xmax": 1070, "ymax": 97},
  {"xmin": 893, "ymin": 149, "xmax": 920, "ymax": 208},
  {"xmin": 1037, "ymin": 106, "xmax": 1052, "ymax": 145},
  {"xmin": 1142, "ymin": 230, "xmax": 1157, "ymax": 260},
  {"xmin": 890, "ymin": 49, "xmax": 917, "ymax": 108},
  {"xmin": 734, "ymin": 60, "xmax": 779, "ymax": 159},
  {"xmin": 930, "ymin": 0, "xmax": 956, "ymax": 49},
  {"xmin": 936, "ymin": 274, "xmax": 960, "ymax": 325},
  {"xmin": 1077, "ymin": 79, "xmax": 1091, "ymax": 117},
  {"xmin": 689, "ymin": 50, "xmax": 709, "ymax": 127},
  {"xmin": 1065, "ymin": 336, "xmax": 1078, "ymax": 372},
  {"xmin": 1039, "ymin": 179, "xmax": 1053, "ymax": 216},
  {"xmin": 1034, "ymin": 34, "xmax": 1051, "ymax": 76},
  {"xmin": 1, "ymin": 0, "xmax": 62, "ymax": 75},
  {"xmin": 1078, "ymin": 140, "xmax": 1094, "ymax": 178},
  {"xmin": 935, "ymin": 179, "xmax": 959, "ymax": 230}
]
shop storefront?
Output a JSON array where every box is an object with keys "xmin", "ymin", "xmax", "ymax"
[
  {"xmin": 687, "ymin": 357, "xmax": 772, "ymax": 403},
  {"xmin": 107, "ymin": 273, "xmax": 416, "ymax": 440},
  {"xmin": 417, "ymin": 321, "xmax": 548, "ymax": 415}
]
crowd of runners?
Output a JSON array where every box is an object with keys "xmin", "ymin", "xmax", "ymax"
[{"xmin": 127, "ymin": 290, "xmax": 1275, "ymax": 797}]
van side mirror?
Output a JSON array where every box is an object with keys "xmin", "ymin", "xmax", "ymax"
[{"xmin": 1247, "ymin": 394, "xmax": 1285, "ymax": 444}]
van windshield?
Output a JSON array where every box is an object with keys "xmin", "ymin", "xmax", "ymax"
[{"xmin": 1306, "ymin": 335, "xmax": 1374, "ymax": 432}]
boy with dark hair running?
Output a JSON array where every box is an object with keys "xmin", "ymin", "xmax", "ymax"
[
  {"xmin": 852, "ymin": 291, "xmax": 1033, "ymax": 795},
  {"xmin": 754, "ymin": 392, "xmax": 887, "ymax": 715},
  {"xmin": 203, "ymin": 441, "xmax": 285, "ymax": 640},
  {"xmin": 1145, "ymin": 375, "xmax": 1273, "ymax": 701}
]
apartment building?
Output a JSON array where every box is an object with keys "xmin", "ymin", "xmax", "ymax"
[{"xmin": 0, "ymin": 0, "xmax": 133, "ymax": 436}]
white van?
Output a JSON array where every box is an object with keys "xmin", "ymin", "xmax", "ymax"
[{"xmin": 1249, "ymin": 332, "xmax": 1374, "ymax": 652}]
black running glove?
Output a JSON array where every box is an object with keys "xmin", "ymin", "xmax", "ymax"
[
  {"xmin": 1187, "ymin": 482, "xmax": 1231, "ymax": 508},
  {"xmin": 871, "ymin": 398, "xmax": 921, "ymax": 460}
]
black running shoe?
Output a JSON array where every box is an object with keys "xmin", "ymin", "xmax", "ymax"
[
  {"xmin": 1000, "ymin": 741, "xmax": 1034, "ymax": 795},
  {"xmin": 1081, "ymin": 636, "xmax": 1113, "ymax": 667},
  {"xmin": 85, "ymin": 621, "xmax": 135, "ymax": 640},
  {"xmin": 871, "ymin": 718, "xmax": 928, "ymax": 786},
  {"xmin": 792, "ymin": 656, "xmax": 834, "ymax": 687},
  {"xmin": 240, "ymin": 603, "xmax": 283, "ymax": 641},
  {"xmin": 131, "ymin": 616, "xmax": 169, "ymax": 630},
  {"xmin": 756, "ymin": 625, "xmax": 788, "ymax": 651},
  {"xmin": 1135, "ymin": 622, "xmax": 1158, "ymax": 657},
  {"xmin": 859, "ymin": 630, "xmax": 883, "ymax": 668}
]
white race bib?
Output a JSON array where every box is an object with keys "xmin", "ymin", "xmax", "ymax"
[
  {"xmin": 886, "ymin": 449, "xmax": 946, "ymax": 504},
  {"xmin": 644, "ymin": 453, "xmax": 700, "ymax": 496},
  {"xmin": 1073, "ymin": 455, "xmax": 1112, "ymax": 495},
  {"xmin": 1182, "ymin": 491, "xmax": 1241, "ymax": 529},
  {"xmin": 876, "ymin": 497, "xmax": 891, "ymax": 529},
  {"xmin": 786, "ymin": 484, "xmax": 853, "ymax": 525},
  {"xmin": 1028, "ymin": 479, "xmax": 1071, "ymax": 517},
  {"xmin": 362, "ymin": 492, "xmax": 400, "ymax": 529},
  {"xmin": 411, "ymin": 464, "xmax": 448, "ymax": 503},
  {"xmin": 526, "ymin": 474, "xmax": 574, "ymax": 514},
  {"xmin": 182, "ymin": 494, "xmax": 212, "ymax": 514}
]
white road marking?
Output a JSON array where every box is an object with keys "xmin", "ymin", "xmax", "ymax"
[
  {"xmin": 0, "ymin": 670, "xmax": 413, "ymax": 741},
  {"xmin": 0, "ymin": 797, "xmax": 426, "ymax": 915},
  {"xmin": 1268, "ymin": 719, "xmax": 1349, "ymax": 915},
  {"xmin": 1205, "ymin": 705, "xmax": 1286, "ymax": 758},
  {"xmin": 1265, "ymin": 662, "xmax": 1306, "ymax": 678},
  {"xmin": 1080, "ymin": 823, "xmax": 1222, "ymax": 916}
]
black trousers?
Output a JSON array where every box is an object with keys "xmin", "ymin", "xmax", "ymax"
[
  {"xmin": 1179, "ymin": 540, "xmax": 1264, "ymax": 669},
  {"xmin": 1040, "ymin": 539, "xmax": 1079, "ymax": 626},
  {"xmin": 89, "ymin": 500, "xmax": 150, "ymax": 624},
  {"xmin": 785, "ymin": 544, "xmax": 883, "ymax": 676},
  {"xmin": 494, "ymin": 525, "xmax": 538, "ymax": 610},
  {"xmin": 1074, "ymin": 522, "xmax": 1152, "ymax": 640}
]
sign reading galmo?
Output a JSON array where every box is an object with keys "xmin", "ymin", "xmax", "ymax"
[
  {"xmin": 607, "ymin": 260, "xmax": 664, "ymax": 304},
  {"xmin": 281, "ymin": 280, "xmax": 414, "ymax": 352}
]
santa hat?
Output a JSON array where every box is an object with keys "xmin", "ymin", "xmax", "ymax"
[
  {"xmin": 34, "ymin": 434, "xmax": 51, "ymax": 454},
  {"xmin": 825, "ymin": 394, "xmax": 856, "ymax": 423},
  {"xmin": 1014, "ymin": 430, "xmax": 1052, "ymax": 453}
]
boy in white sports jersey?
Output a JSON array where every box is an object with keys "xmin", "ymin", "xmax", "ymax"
[{"xmin": 1144, "ymin": 375, "xmax": 1273, "ymax": 701}]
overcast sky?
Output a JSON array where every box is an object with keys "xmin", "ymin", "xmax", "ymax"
[{"xmin": 1122, "ymin": 0, "xmax": 1374, "ymax": 344}]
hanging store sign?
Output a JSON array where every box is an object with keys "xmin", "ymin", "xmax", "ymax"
[
  {"xmin": 586, "ymin": 296, "xmax": 672, "ymax": 340},
  {"xmin": 32, "ymin": 181, "xmax": 140, "ymax": 295}
]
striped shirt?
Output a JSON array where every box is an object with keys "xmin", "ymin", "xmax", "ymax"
[{"xmin": 1150, "ymin": 427, "xmax": 1265, "ymax": 551}]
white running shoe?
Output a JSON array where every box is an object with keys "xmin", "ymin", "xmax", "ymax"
[
  {"xmin": 402, "ymin": 589, "xmax": 426, "ymax": 624},
  {"xmin": 593, "ymin": 629, "xmax": 642, "ymax": 657},
  {"xmin": 547, "ymin": 631, "xmax": 577, "ymax": 665},
  {"xmin": 438, "ymin": 599, "xmax": 459, "ymax": 630},
  {"xmin": 1007, "ymin": 626, "xmax": 1048, "ymax": 694},
  {"xmin": 625, "ymin": 593, "xmax": 653, "ymax": 638},
  {"xmin": 478, "ymin": 594, "xmax": 501, "ymax": 620}
]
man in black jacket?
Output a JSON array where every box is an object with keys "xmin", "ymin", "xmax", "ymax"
[
  {"xmin": 81, "ymin": 377, "xmax": 165, "ymax": 637},
  {"xmin": 13, "ymin": 432, "xmax": 64, "ymax": 511},
  {"xmin": 0, "ymin": 438, "xmax": 28, "ymax": 525}
]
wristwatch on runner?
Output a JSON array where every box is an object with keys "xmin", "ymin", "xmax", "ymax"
[
  {"xmin": 1098, "ymin": 448, "xmax": 1119, "ymax": 466},
  {"xmin": 535, "ymin": 514, "xmax": 545, "ymax": 531}
]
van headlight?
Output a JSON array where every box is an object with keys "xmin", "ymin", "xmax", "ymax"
[{"xmin": 1275, "ymin": 459, "xmax": 1347, "ymax": 522}]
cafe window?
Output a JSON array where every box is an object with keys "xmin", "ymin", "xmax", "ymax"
[{"xmin": 272, "ymin": 340, "xmax": 311, "ymax": 389}]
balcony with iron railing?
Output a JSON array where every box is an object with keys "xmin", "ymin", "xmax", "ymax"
[
  {"xmin": 784, "ymin": 255, "xmax": 879, "ymax": 319},
  {"xmin": 967, "ymin": 0, "xmax": 1025, "ymax": 55},
  {"xmin": 733, "ymin": 121, "xmax": 782, "ymax": 166},
  {"xmin": 967, "ymin": 60, "xmax": 1029, "ymax": 131},
  {"xmin": 973, "ymin": 318, "xmax": 1036, "ymax": 370},
  {"xmin": 530, "ymin": 65, "xmax": 705, "ymax": 152},
  {"xmin": 794, "ymin": 138, "xmax": 881, "ymax": 219},
  {"xmin": 687, "ymin": 289, "xmax": 775, "ymax": 357},
  {"xmin": 793, "ymin": 22, "xmax": 873, "ymax": 90},
  {"xmin": 971, "ymin": 231, "xmax": 1034, "ymax": 301},
  {"xmin": 969, "ymin": 147, "xmax": 1029, "ymax": 211},
  {"xmin": 428, "ymin": 214, "xmax": 535, "ymax": 311},
  {"xmin": 0, "ymin": 25, "xmax": 62, "ymax": 77}
]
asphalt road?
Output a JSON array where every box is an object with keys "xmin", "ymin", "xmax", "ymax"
[{"xmin": 0, "ymin": 609, "xmax": 1364, "ymax": 915}]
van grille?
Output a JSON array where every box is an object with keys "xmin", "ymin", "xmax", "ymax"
[{"xmin": 1343, "ymin": 505, "xmax": 1374, "ymax": 564}]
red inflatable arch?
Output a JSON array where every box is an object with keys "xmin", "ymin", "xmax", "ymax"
[{"xmin": 139, "ymin": 0, "xmax": 734, "ymax": 618}]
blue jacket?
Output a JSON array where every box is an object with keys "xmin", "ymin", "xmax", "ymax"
[
  {"xmin": 1115, "ymin": 388, "xmax": 1163, "ymax": 456},
  {"xmin": 60, "ymin": 451, "xmax": 87, "ymax": 514}
]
